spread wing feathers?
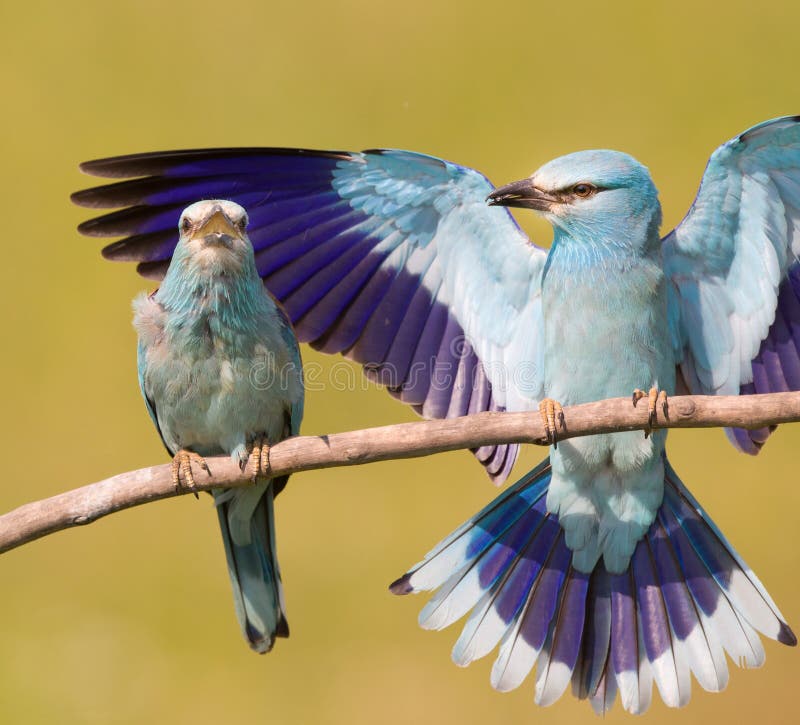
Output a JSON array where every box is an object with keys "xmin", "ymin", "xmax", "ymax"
[
  {"xmin": 664, "ymin": 116, "xmax": 800, "ymax": 452},
  {"xmin": 74, "ymin": 147, "xmax": 547, "ymax": 483},
  {"xmin": 390, "ymin": 458, "xmax": 795, "ymax": 714}
]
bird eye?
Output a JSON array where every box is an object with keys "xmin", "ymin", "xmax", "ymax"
[
  {"xmin": 236, "ymin": 217, "xmax": 248, "ymax": 233},
  {"xmin": 572, "ymin": 183, "xmax": 596, "ymax": 198},
  {"xmin": 180, "ymin": 217, "xmax": 193, "ymax": 233}
]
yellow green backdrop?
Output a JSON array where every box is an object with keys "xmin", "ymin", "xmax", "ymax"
[{"xmin": 0, "ymin": 1, "xmax": 797, "ymax": 723}]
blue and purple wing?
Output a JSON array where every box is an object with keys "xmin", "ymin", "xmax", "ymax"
[
  {"xmin": 74, "ymin": 148, "xmax": 547, "ymax": 483},
  {"xmin": 663, "ymin": 116, "xmax": 800, "ymax": 453}
]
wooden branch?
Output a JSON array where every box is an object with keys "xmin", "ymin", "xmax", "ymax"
[{"xmin": 2, "ymin": 391, "xmax": 799, "ymax": 555}]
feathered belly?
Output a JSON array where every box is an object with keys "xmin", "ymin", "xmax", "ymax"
[
  {"xmin": 541, "ymin": 257, "xmax": 675, "ymax": 573},
  {"xmin": 149, "ymin": 345, "xmax": 294, "ymax": 459}
]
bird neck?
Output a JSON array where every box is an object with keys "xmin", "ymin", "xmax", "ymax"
[
  {"xmin": 546, "ymin": 206, "xmax": 662, "ymax": 273},
  {"xmin": 157, "ymin": 260, "xmax": 268, "ymax": 332}
]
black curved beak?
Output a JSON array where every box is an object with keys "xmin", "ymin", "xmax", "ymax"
[{"xmin": 486, "ymin": 178, "xmax": 557, "ymax": 211}]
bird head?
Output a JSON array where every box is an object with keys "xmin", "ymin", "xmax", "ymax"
[
  {"xmin": 174, "ymin": 199, "xmax": 253, "ymax": 276},
  {"xmin": 487, "ymin": 150, "xmax": 661, "ymax": 248}
]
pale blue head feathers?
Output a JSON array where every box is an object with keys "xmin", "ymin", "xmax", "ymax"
[
  {"xmin": 170, "ymin": 199, "xmax": 256, "ymax": 279},
  {"xmin": 489, "ymin": 149, "xmax": 662, "ymax": 251},
  {"xmin": 159, "ymin": 199, "xmax": 265, "ymax": 323}
]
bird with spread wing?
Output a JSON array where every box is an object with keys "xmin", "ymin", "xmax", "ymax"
[{"xmin": 74, "ymin": 116, "xmax": 799, "ymax": 712}]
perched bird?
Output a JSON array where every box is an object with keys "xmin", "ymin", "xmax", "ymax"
[
  {"xmin": 74, "ymin": 117, "xmax": 799, "ymax": 711},
  {"xmin": 133, "ymin": 199, "xmax": 303, "ymax": 654}
]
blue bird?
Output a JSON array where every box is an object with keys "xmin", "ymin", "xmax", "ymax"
[
  {"xmin": 134, "ymin": 199, "xmax": 304, "ymax": 654},
  {"xmin": 74, "ymin": 117, "xmax": 799, "ymax": 711}
]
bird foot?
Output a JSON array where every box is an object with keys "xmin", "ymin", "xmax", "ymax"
[
  {"xmin": 171, "ymin": 449, "xmax": 211, "ymax": 497},
  {"xmin": 632, "ymin": 387, "xmax": 668, "ymax": 437},
  {"xmin": 538, "ymin": 398, "xmax": 566, "ymax": 447},
  {"xmin": 247, "ymin": 435, "xmax": 272, "ymax": 481}
]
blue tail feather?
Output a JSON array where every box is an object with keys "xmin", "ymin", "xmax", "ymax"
[
  {"xmin": 534, "ymin": 566, "xmax": 589, "ymax": 706},
  {"xmin": 648, "ymin": 516, "xmax": 730, "ymax": 694},
  {"xmin": 392, "ymin": 456, "xmax": 795, "ymax": 713},
  {"xmin": 215, "ymin": 480, "xmax": 288, "ymax": 654},
  {"xmin": 490, "ymin": 529, "xmax": 571, "ymax": 692},
  {"xmin": 451, "ymin": 512, "xmax": 557, "ymax": 665}
]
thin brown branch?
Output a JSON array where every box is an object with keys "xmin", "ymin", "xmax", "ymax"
[{"xmin": 2, "ymin": 391, "xmax": 799, "ymax": 555}]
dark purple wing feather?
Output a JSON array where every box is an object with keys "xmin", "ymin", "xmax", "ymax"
[
  {"xmin": 75, "ymin": 147, "xmax": 544, "ymax": 483},
  {"xmin": 728, "ymin": 265, "xmax": 800, "ymax": 452}
]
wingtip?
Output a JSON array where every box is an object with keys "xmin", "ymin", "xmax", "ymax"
[
  {"xmin": 77, "ymin": 147, "xmax": 359, "ymax": 179},
  {"xmin": 77, "ymin": 159, "xmax": 100, "ymax": 176},
  {"xmin": 389, "ymin": 573, "xmax": 414, "ymax": 595},
  {"xmin": 76, "ymin": 149, "xmax": 214, "ymax": 178},
  {"xmin": 70, "ymin": 188, "xmax": 100, "ymax": 208},
  {"xmin": 77, "ymin": 218, "xmax": 108, "ymax": 237},
  {"xmin": 778, "ymin": 621, "xmax": 797, "ymax": 647},
  {"xmin": 77, "ymin": 154, "xmax": 152, "ymax": 178},
  {"xmin": 738, "ymin": 114, "xmax": 800, "ymax": 143},
  {"xmin": 136, "ymin": 260, "xmax": 170, "ymax": 280},
  {"xmin": 100, "ymin": 240, "xmax": 128, "ymax": 260}
]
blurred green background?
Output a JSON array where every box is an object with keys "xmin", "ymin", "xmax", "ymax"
[{"xmin": 0, "ymin": 1, "xmax": 798, "ymax": 722}]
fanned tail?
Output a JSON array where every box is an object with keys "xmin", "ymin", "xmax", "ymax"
[
  {"xmin": 390, "ymin": 458, "xmax": 795, "ymax": 713},
  {"xmin": 214, "ymin": 479, "xmax": 288, "ymax": 653}
]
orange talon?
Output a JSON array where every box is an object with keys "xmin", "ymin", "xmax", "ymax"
[
  {"xmin": 632, "ymin": 387, "xmax": 669, "ymax": 437},
  {"xmin": 247, "ymin": 435, "xmax": 272, "ymax": 481},
  {"xmin": 171, "ymin": 449, "xmax": 211, "ymax": 497},
  {"xmin": 657, "ymin": 389, "xmax": 668, "ymax": 420},
  {"xmin": 538, "ymin": 398, "xmax": 566, "ymax": 447}
]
